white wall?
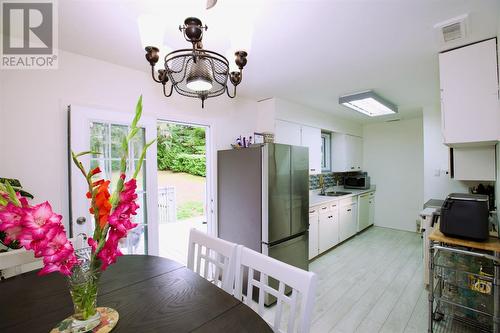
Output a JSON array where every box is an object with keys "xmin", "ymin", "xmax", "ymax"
[
  {"xmin": 363, "ymin": 118, "xmax": 424, "ymax": 232},
  {"xmin": 422, "ymin": 105, "xmax": 468, "ymax": 200},
  {"xmin": 257, "ymin": 97, "xmax": 363, "ymax": 137},
  {"xmin": 0, "ymin": 50, "xmax": 259, "ymax": 230}
]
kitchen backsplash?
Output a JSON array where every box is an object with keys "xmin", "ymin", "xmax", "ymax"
[{"xmin": 309, "ymin": 172, "xmax": 345, "ymax": 190}]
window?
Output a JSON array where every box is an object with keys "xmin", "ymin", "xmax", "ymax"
[{"xmin": 321, "ymin": 132, "xmax": 331, "ymax": 171}]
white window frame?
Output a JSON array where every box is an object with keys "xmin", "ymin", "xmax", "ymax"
[{"xmin": 321, "ymin": 132, "xmax": 331, "ymax": 172}]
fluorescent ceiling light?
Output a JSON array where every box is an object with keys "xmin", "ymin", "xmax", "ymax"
[{"xmin": 339, "ymin": 90, "xmax": 397, "ymax": 117}]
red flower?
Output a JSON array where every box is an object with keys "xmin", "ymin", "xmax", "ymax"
[{"xmin": 91, "ymin": 167, "xmax": 101, "ymax": 175}]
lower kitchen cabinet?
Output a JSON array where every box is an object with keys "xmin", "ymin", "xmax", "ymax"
[
  {"xmin": 308, "ymin": 208, "xmax": 319, "ymax": 259},
  {"xmin": 357, "ymin": 191, "xmax": 375, "ymax": 232},
  {"xmin": 309, "ymin": 191, "xmax": 374, "ymax": 259},
  {"xmin": 319, "ymin": 204, "xmax": 339, "ymax": 253},
  {"xmin": 339, "ymin": 198, "xmax": 357, "ymax": 242},
  {"xmin": 368, "ymin": 192, "xmax": 375, "ymax": 226}
]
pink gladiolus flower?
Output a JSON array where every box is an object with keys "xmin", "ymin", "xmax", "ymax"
[
  {"xmin": 0, "ymin": 203, "xmax": 25, "ymax": 245},
  {"xmin": 96, "ymin": 178, "xmax": 139, "ymax": 271},
  {"xmin": 87, "ymin": 237, "xmax": 98, "ymax": 251},
  {"xmin": 39, "ymin": 253, "xmax": 79, "ymax": 276},
  {"xmin": 22, "ymin": 202, "xmax": 62, "ymax": 240}
]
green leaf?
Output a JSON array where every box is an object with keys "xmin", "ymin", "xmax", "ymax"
[
  {"xmin": 131, "ymin": 95, "xmax": 143, "ymax": 130},
  {"xmin": 3, "ymin": 181, "xmax": 21, "ymax": 206},
  {"xmin": 133, "ymin": 139, "xmax": 156, "ymax": 179},
  {"xmin": 74, "ymin": 150, "xmax": 101, "ymax": 158}
]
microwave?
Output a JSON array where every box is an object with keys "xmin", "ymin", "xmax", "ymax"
[{"xmin": 344, "ymin": 173, "xmax": 370, "ymax": 189}]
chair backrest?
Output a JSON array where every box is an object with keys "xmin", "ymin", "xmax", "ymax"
[
  {"xmin": 187, "ymin": 228, "xmax": 238, "ymax": 294},
  {"xmin": 0, "ymin": 248, "xmax": 42, "ymax": 280},
  {"xmin": 234, "ymin": 246, "xmax": 317, "ymax": 333}
]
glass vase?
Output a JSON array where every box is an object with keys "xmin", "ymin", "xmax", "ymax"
[{"xmin": 67, "ymin": 247, "xmax": 101, "ymax": 332}]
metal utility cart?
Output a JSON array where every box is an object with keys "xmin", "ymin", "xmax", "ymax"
[{"xmin": 428, "ymin": 228, "xmax": 500, "ymax": 332}]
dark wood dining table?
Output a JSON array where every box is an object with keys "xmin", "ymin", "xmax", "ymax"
[{"xmin": 0, "ymin": 255, "xmax": 273, "ymax": 333}]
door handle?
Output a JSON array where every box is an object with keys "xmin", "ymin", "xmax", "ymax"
[
  {"xmin": 347, "ymin": 209, "xmax": 352, "ymax": 212},
  {"xmin": 76, "ymin": 216, "xmax": 86, "ymax": 225}
]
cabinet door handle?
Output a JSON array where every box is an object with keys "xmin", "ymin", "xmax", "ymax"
[
  {"xmin": 350, "ymin": 167, "xmax": 355, "ymax": 170},
  {"xmin": 347, "ymin": 209, "xmax": 352, "ymax": 212},
  {"xmin": 328, "ymin": 215, "xmax": 333, "ymax": 218},
  {"xmin": 311, "ymin": 168, "xmax": 316, "ymax": 171}
]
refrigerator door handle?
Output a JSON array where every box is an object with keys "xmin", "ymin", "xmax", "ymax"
[{"xmin": 266, "ymin": 231, "xmax": 308, "ymax": 247}]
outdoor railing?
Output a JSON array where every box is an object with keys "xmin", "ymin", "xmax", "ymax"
[{"xmin": 158, "ymin": 187, "xmax": 176, "ymax": 224}]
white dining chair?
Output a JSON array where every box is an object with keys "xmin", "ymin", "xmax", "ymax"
[
  {"xmin": 0, "ymin": 248, "xmax": 42, "ymax": 280},
  {"xmin": 187, "ymin": 228, "xmax": 238, "ymax": 294},
  {"xmin": 234, "ymin": 246, "xmax": 317, "ymax": 333}
]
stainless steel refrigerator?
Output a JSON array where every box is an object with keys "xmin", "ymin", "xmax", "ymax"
[{"xmin": 217, "ymin": 143, "xmax": 309, "ymax": 304}]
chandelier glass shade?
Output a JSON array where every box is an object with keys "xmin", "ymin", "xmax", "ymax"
[{"xmin": 145, "ymin": 17, "xmax": 248, "ymax": 108}]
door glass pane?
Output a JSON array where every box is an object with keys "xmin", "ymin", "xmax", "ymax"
[
  {"xmin": 134, "ymin": 159, "xmax": 146, "ymax": 191},
  {"xmin": 131, "ymin": 127, "xmax": 145, "ymax": 159},
  {"xmin": 111, "ymin": 125, "xmax": 128, "ymax": 158},
  {"xmin": 90, "ymin": 122, "xmax": 109, "ymax": 158},
  {"xmin": 89, "ymin": 121, "xmax": 148, "ymax": 255}
]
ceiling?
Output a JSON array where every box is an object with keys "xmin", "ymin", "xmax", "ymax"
[{"xmin": 59, "ymin": 0, "xmax": 500, "ymax": 123}]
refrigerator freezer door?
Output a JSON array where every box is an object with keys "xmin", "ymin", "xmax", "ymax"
[
  {"xmin": 264, "ymin": 232, "xmax": 309, "ymax": 305},
  {"xmin": 291, "ymin": 145, "xmax": 309, "ymax": 235},
  {"xmin": 217, "ymin": 147, "xmax": 263, "ymax": 252},
  {"xmin": 267, "ymin": 144, "xmax": 292, "ymax": 243}
]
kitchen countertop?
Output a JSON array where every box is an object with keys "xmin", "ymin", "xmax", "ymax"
[{"xmin": 309, "ymin": 186, "xmax": 376, "ymax": 207}]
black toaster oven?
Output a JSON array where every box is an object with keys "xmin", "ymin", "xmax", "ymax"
[{"xmin": 440, "ymin": 193, "xmax": 489, "ymax": 241}]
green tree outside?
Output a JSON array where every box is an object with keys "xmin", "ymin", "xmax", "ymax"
[{"xmin": 157, "ymin": 123, "xmax": 206, "ymax": 177}]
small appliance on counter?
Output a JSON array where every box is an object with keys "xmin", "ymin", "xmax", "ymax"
[
  {"xmin": 344, "ymin": 172, "xmax": 370, "ymax": 190},
  {"xmin": 440, "ymin": 193, "xmax": 490, "ymax": 241},
  {"xmin": 470, "ymin": 183, "xmax": 495, "ymax": 211}
]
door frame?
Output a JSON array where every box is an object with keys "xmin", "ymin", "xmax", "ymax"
[
  {"xmin": 156, "ymin": 116, "xmax": 216, "ymax": 237},
  {"xmin": 68, "ymin": 104, "xmax": 159, "ymax": 255}
]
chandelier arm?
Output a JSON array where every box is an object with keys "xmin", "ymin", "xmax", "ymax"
[
  {"xmin": 226, "ymin": 85, "xmax": 237, "ymax": 98},
  {"xmin": 163, "ymin": 83, "xmax": 174, "ymax": 97},
  {"xmin": 150, "ymin": 66, "xmax": 162, "ymax": 83}
]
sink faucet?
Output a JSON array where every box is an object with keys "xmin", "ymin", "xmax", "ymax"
[{"xmin": 319, "ymin": 174, "xmax": 326, "ymax": 195}]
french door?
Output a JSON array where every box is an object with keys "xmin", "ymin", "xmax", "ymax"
[{"xmin": 68, "ymin": 105, "xmax": 158, "ymax": 255}]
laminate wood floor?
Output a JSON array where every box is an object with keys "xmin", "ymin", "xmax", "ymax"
[{"xmin": 309, "ymin": 226, "xmax": 426, "ymax": 333}]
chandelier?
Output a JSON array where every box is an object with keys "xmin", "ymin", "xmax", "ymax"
[{"xmin": 145, "ymin": 17, "xmax": 248, "ymax": 108}]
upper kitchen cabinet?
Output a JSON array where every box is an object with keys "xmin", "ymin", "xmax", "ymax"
[
  {"xmin": 274, "ymin": 120, "xmax": 321, "ymax": 174},
  {"xmin": 439, "ymin": 38, "xmax": 499, "ymax": 145},
  {"xmin": 332, "ymin": 133, "xmax": 363, "ymax": 172},
  {"xmin": 300, "ymin": 125, "xmax": 322, "ymax": 174},
  {"xmin": 275, "ymin": 119, "xmax": 301, "ymax": 146},
  {"xmin": 451, "ymin": 146, "xmax": 496, "ymax": 181}
]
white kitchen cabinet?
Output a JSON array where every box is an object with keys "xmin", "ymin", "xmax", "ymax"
[
  {"xmin": 301, "ymin": 125, "xmax": 322, "ymax": 174},
  {"xmin": 275, "ymin": 120, "xmax": 321, "ymax": 175},
  {"xmin": 332, "ymin": 133, "xmax": 363, "ymax": 172},
  {"xmin": 319, "ymin": 204, "xmax": 339, "ymax": 253},
  {"xmin": 358, "ymin": 191, "xmax": 375, "ymax": 232},
  {"xmin": 439, "ymin": 38, "xmax": 499, "ymax": 145},
  {"xmin": 274, "ymin": 120, "xmax": 301, "ymax": 146},
  {"xmin": 308, "ymin": 207, "xmax": 319, "ymax": 260},
  {"xmin": 368, "ymin": 192, "xmax": 375, "ymax": 227},
  {"xmin": 357, "ymin": 193, "xmax": 370, "ymax": 232},
  {"xmin": 339, "ymin": 198, "xmax": 357, "ymax": 242},
  {"xmin": 451, "ymin": 146, "xmax": 496, "ymax": 181}
]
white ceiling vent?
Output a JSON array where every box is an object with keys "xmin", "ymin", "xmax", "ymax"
[{"xmin": 434, "ymin": 14, "xmax": 468, "ymax": 44}]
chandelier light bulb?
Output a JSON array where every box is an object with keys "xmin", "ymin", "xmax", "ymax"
[{"xmin": 186, "ymin": 77, "xmax": 213, "ymax": 91}]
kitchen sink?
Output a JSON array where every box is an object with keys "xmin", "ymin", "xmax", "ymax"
[{"xmin": 319, "ymin": 191, "xmax": 352, "ymax": 197}]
